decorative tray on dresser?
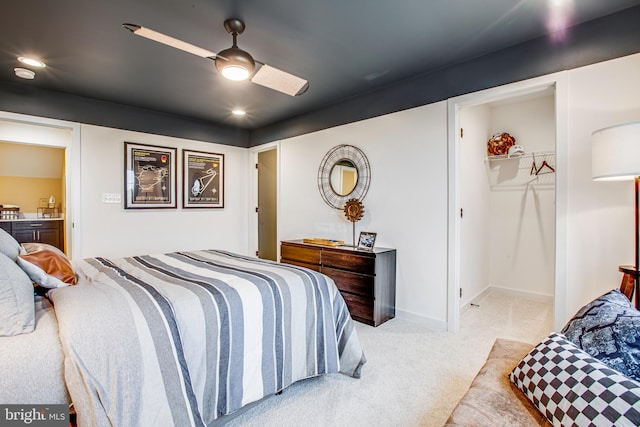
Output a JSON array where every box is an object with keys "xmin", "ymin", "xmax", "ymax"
[{"xmin": 280, "ymin": 240, "xmax": 396, "ymax": 326}]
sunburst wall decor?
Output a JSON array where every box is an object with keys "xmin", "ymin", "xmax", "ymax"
[{"xmin": 344, "ymin": 198, "xmax": 365, "ymax": 246}]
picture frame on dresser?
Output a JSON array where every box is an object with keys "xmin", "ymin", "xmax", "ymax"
[
  {"xmin": 357, "ymin": 231, "xmax": 377, "ymax": 251},
  {"xmin": 182, "ymin": 149, "xmax": 224, "ymax": 208},
  {"xmin": 124, "ymin": 142, "xmax": 177, "ymax": 209}
]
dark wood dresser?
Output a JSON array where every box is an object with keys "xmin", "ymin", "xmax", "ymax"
[{"xmin": 280, "ymin": 240, "xmax": 396, "ymax": 326}]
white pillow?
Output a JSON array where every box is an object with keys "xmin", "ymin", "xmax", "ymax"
[
  {"xmin": 0, "ymin": 228, "xmax": 21, "ymax": 262},
  {"xmin": 0, "ymin": 252, "xmax": 35, "ymax": 336}
]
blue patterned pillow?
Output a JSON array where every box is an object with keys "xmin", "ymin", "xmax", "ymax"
[{"xmin": 561, "ymin": 289, "xmax": 640, "ymax": 381}]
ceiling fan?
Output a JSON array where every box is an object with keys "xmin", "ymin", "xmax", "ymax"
[{"xmin": 122, "ymin": 19, "xmax": 309, "ymax": 96}]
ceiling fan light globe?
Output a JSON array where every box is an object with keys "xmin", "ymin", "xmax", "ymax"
[
  {"xmin": 215, "ymin": 46, "xmax": 255, "ymax": 81},
  {"xmin": 221, "ymin": 66, "xmax": 250, "ymax": 81}
]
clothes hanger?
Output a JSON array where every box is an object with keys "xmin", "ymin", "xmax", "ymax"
[
  {"xmin": 530, "ymin": 153, "xmax": 555, "ymax": 176},
  {"xmin": 536, "ymin": 160, "xmax": 555, "ymax": 175},
  {"xmin": 530, "ymin": 153, "xmax": 538, "ymax": 176},
  {"xmin": 535, "ymin": 153, "xmax": 555, "ymax": 175}
]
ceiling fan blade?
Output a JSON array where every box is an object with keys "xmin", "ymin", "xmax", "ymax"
[
  {"xmin": 251, "ymin": 64, "xmax": 309, "ymax": 96},
  {"xmin": 123, "ymin": 23, "xmax": 216, "ymax": 59}
]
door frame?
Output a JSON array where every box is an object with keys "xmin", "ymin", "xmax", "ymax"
[
  {"xmin": 446, "ymin": 72, "xmax": 569, "ymax": 332},
  {"xmin": 0, "ymin": 110, "xmax": 82, "ymax": 259},
  {"xmin": 248, "ymin": 142, "xmax": 280, "ymax": 259}
]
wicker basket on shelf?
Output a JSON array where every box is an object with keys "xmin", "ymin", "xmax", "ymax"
[{"xmin": 0, "ymin": 205, "xmax": 20, "ymax": 220}]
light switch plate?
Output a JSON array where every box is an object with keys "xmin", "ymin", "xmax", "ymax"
[{"xmin": 102, "ymin": 193, "xmax": 121, "ymax": 203}]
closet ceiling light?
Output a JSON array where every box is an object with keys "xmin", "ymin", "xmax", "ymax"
[{"xmin": 232, "ymin": 109, "xmax": 246, "ymax": 116}]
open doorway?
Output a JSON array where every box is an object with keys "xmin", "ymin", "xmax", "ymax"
[
  {"xmin": 458, "ymin": 89, "xmax": 556, "ymax": 335},
  {"xmin": 257, "ymin": 148, "xmax": 277, "ymax": 261},
  {"xmin": 0, "ymin": 112, "xmax": 80, "ymax": 258},
  {"xmin": 447, "ymin": 74, "xmax": 569, "ymax": 333},
  {"xmin": 0, "ymin": 142, "xmax": 66, "ymax": 251}
]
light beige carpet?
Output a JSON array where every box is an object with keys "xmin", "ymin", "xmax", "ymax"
[{"xmin": 223, "ymin": 291, "xmax": 553, "ymax": 427}]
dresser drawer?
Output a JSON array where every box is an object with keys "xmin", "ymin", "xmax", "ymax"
[
  {"xmin": 0, "ymin": 222, "xmax": 10, "ymax": 233},
  {"xmin": 281, "ymin": 244, "xmax": 321, "ymax": 266},
  {"xmin": 321, "ymin": 251, "xmax": 375, "ymax": 275},
  {"xmin": 322, "ymin": 267, "xmax": 374, "ymax": 297},
  {"xmin": 340, "ymin": 292, "xmax": 374, "ymax": 324},
  {"xmin": 281, "ymin": 259, "xmax": 321, "ymax": 272}
]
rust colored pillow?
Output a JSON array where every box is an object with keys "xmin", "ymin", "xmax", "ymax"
[{"xmin": 17, "ymin": 243, "xmax": 75, "ymax": 288}]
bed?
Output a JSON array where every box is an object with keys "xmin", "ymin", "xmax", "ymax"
[
  {"xmin": 0, "ymin": 295, "xmax": 70, "ymax": 405},
  {"xmin": 0, "ymin": 237, "xmax": 366, "ymax": 426}
]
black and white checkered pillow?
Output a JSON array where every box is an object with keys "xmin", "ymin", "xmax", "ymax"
[{"xmin": 510, "ymin": 333, "xmax": 640, "ymax": 426}]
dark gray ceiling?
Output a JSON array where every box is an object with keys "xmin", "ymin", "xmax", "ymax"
[{"xmin": 2, "ymin": 0, "xmax": 640, "ymax": 139}]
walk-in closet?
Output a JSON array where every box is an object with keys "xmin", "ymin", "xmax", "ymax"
[{"xmin": 458, "ymin": 87, "xmax": 556, "ymax": 322}]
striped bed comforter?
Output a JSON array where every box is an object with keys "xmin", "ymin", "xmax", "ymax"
[{"xmin": 48, "ymin": 250, "xmax": 366, "ymax": 426}]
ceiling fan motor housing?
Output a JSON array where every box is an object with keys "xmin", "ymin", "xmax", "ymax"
[
  {"xmin": 215, "ymin": 18, "xmax": 255, "ymax": 80},
  {"xmin": 215, "ymin": 46, "xmax": 255, "ymax": 79}
]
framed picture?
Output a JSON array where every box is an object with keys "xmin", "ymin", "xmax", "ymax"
[
  {"xmin": 357, "ymin": 231, "xmax": 377, "ymax": 251},
  {"xmin": 183, "ymin": 149, "xmax": 224, "ymax": 208},
  {"xmin": 124, "ymin": 142, "xmax": 176, "ymax": 209}
]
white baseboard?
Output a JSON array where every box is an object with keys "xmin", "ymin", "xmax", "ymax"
[
  {"xmin": 488, "ymin": 285, "xmax": 554, "ymax": 304},
  {"xmin": 396, "ymin": 286, "xmax": 552, "ymax": 332},
  {"xmin": 460, "ymin": 287, "xmax": 492, "ymax": 314},
  {"xmin": 461, "ymin": 285, "xmax": 553, "ymax": 314},
  {"xmin": 394, "ymin": 309, "xmax": 447, "ymax": 332}
]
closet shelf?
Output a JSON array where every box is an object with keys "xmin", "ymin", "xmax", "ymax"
[{"xmin": 484, "ymin": 151, "xmax": 555, "ymax": 189}]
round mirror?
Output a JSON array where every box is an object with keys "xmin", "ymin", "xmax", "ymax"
[
  {"xmin": 329, "ymin": 159, "xmax": 358, "ymax": 196},
  {"xmin": 318, "ymin": 145, "xmax": 370, "ymax": 209}
]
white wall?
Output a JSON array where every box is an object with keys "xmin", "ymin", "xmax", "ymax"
[
  {"xmin": 566, "ymin": 53, "xmax": 640, "ymax": 317},
  {"xmin": 78, "ymin": 124, "xmax": 250, "ymax": 258},
  {"xmin": 278, "ymin": 102, "xmax": 449, "ymax": 328},
  {"xmin": 459, "ymin": 105, "xmax": 492, "ymax": 306},
  {"xmin": 0, "ymin": 120, "xmax": 71, "ymax": 147},
  {"xmin": 488, "ymin": 96, "xmax": 556, "ymax": 297}
]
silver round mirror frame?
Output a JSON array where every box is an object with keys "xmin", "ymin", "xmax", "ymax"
[{"xmin": 317, "ymin": 144, "xmax": 371, "ymax": 209}]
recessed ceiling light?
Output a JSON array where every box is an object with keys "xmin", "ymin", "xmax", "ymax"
[
  {"xmin": 14, "ymin": 68, "xmax": 35, "ymax": 80},
  {"xmin": 18, "ymin": 56, "xmax": 46, "ymax": 68},
  {"xmin": 232, "ymin": 109, "xmax": 246, "ymax": 116}
]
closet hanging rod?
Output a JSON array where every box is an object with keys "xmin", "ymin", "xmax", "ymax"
[{"xmin": 485, "ymin": 151, "xmax": 555, "ymax": 162}]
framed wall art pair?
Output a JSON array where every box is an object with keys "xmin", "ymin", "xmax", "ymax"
[{"xmin": 124, "ymin": 142, "xmax": 224, "ymax": 209}]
